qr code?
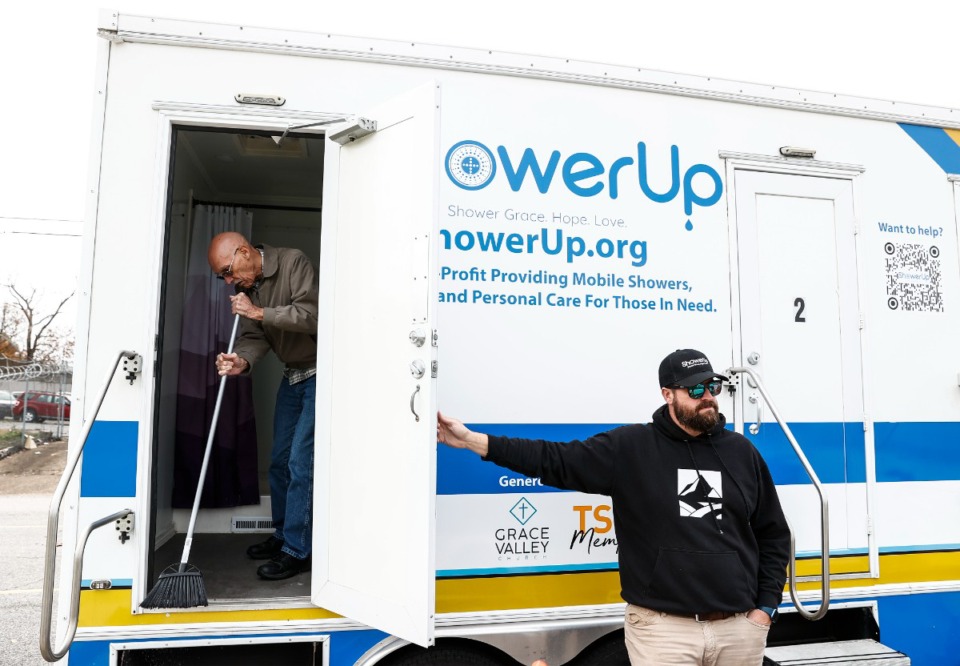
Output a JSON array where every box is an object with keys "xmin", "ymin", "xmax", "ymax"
[{"xmin": 884, "ymin": 242, "xmax": 942, "ymax": 312}]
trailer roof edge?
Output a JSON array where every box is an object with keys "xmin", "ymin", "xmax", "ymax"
[{"xmin": 105, "ymin": 12, "xmax": 960, "ymax": 130}]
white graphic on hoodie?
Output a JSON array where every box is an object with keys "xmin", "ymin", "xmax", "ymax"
[{"xmin": 678, "ymin": 469, "xmax": 723, "ymax": 519}]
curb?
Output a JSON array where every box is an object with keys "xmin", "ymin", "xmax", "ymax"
[
  {"xmin": 0, "ymin": 436, "xmax": 55, "ymax": 461},
  {"xmin": 0, "ymin": 443, "xmax": 23, "ymax": 461}
]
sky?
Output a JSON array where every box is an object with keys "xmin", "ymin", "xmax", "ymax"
[{"xmin": 2, "ymin": 0, "xmax": 959, "ymax": 323}]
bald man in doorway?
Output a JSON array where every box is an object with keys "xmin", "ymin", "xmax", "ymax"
[{"xmin": 208, "ymin": 232, "xmax": 319, "ymax": 580}]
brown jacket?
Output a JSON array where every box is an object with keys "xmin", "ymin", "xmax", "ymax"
[{"xmin": 233, "ymin": 244, "xmax": 318, "ymax": 370}]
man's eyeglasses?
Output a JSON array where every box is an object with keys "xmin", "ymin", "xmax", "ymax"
[
  {"xmin": 675, "ymin": 381, "xmax": 723, "ymax": 399},
  {"xmin": 216, "ymin": 247, "xmax": 240, "ymax": 280}
]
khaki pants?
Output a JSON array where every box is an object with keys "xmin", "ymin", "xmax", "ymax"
[{"xmin": 623, "ymin": 604, "xmax": 769, "ymax": 665}]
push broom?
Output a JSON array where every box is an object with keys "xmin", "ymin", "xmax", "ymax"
[{"xmin": 141, "ymin": 313, "xmax": 241, "ymax": 609}]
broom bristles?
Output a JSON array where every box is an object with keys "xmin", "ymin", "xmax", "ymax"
[{"xmin": 140, "ymin": 563, "xmax": 208, "ymax": 609}]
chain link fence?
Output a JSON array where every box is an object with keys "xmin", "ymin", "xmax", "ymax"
[{"xmin": 0, "ymin": 361, "xmax": 73, "ymax": 442}]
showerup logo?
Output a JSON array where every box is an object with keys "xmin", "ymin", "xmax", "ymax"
[
  {"xmin": 445, "ymin": 139, "xmax": 724, "ymax": 229},
  {"xmin": 446, "ymin": 141, "xmax": 497, "ymax": 190}
]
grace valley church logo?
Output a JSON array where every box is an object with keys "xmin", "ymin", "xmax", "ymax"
[{"xmin": 494, "ymin": 497, "xmax": 549, "ymax": 561}]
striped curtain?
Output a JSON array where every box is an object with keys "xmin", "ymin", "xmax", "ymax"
[{"xmin": 172, "ymin": 205, "xmax": 260, "ymax": 508}]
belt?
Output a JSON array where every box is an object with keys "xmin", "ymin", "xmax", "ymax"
[{"xmin": 680, "ymin": 611, "xmax": 737, "ymax": 622}]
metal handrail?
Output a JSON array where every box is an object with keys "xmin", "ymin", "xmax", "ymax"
[
  {"xmin": 40, "ymin": 510, "xmax": 133, "ymax": 662},
  {"xmin": 40, "ymin": 350, "xmax": 138, "ymax": 662},
  {"xmin": 727, "ymin": 367, "xmax": 830, "ymax": 621}
]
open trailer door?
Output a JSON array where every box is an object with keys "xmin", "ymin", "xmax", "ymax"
[{"xmin": 312, "ymin": 83, "xmax": 440, "ymax": 647}]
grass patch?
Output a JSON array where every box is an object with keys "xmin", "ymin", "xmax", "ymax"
[{"xmin": 0, "ymin": 429, "xmax": 22, "ymax": 447}]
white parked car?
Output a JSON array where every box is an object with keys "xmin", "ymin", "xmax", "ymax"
[{"xmin": 0, "ymin": 390, "xmax": 14, "ymax": 420}]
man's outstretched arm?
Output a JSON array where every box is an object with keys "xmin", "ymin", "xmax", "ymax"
[{"xmin": 437, "ymin": 412, "xmax": 489, "ymax": 457}]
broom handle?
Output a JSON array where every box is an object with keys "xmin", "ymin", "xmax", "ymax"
[{"xmin": 178, "ymin": 313, "xmax": 241, "ymax": 570}]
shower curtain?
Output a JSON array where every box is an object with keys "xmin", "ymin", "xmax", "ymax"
[{"xmin": 172, "ymin": 205, "xmax": 260, "ymax": 508}]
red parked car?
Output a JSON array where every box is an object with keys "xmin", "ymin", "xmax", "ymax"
[{"xmin": 12, "ymin": 391, "xmax": 71, "ymax": 423}]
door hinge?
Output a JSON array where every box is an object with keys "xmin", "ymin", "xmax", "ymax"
[
  {"xmin": 431, "ymin": 360, "xmax": 438, "ymax": 378},
  {"xmin": 859, "ymin": 314, "xmax": 865, "ymax": 330},
  {"xmin": 865, "ymin": 516, "xmax": 874, "ymax": 536},
  {"xmin": 432, "ymin": 329, "xmax": 439, "ymax": 347},
  {"xmin": 329, "ymin": 117, "xmax": 377, "ymax": 145}
]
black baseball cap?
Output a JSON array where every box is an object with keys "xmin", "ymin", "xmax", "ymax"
[{"xmin": 658, "ymin": 349, "xmax": 728, "ymax": 388}]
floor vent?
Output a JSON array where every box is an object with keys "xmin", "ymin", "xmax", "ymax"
[{"xmin": 231, "ymin": 517, "xmax": 274, "ymax": 533}]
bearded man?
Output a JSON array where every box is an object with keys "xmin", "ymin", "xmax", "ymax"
[{"xmin": 437, "ymin": 349, "xmax": 790, "ymax": 666}]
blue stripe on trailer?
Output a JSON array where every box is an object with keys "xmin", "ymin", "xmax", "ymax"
[
  {"xmin": 437, "ymin": 423, "xmax": 620, "ymax": 495},
  {"xmin": 329, "ymin": 629, "xmax": 389, "ymax": 666},
  {"xmin": 746, "ymin": 422, "xmax": 866, "ymax": 486},
  {"xmin": 69, "ymin": 630, "xmax": 388, "ymax": 666},
  {"xmin": 899, "ymin": 123, "xmax": 960, "ymax": 173},
  {"xmin": 877, "ymin": 590, "xmax": 960, "ymax": 665},
  {"xmin": 875, "ymin": 421, "xmax": 960, "ymax": 482},
  {"xmin": 80, "ymin": 578, "xmax": 132, "ymax": 588},
  {"xmin": 79, "ymin": 420, "xmax": 138, "ymax": 497},
  {"xmin": 438, "ymin": 561, "xmax": 619, "ymax": 577},
  {"xmin": 437, "ymin": 422, "xmax": 868, "ymax": 494},
  {"xmin": 879, "ymin": 543, "xmax": 960, "ymax": 554},
  {"xmin": 68, "ymin": 640, "xmax": 107, "ymax": 665}
]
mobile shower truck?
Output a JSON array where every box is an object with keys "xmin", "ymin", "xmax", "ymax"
[{"xmin": 41, "ymin": 9, "xmax": 960, "ymax": 665}]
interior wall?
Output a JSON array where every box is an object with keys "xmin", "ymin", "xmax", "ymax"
[{"xmin": 155, "ymin": 137, "xmax": 215, "ymax": 544}]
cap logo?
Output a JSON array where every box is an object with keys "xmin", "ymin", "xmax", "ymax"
[{"xmin": 680, "ymin": 358, "xmax": 709, "ymax": 368}]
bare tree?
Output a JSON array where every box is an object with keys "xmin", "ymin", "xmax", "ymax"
[
  {"xmin": 0, "ymin": 302, "xmax": 24, "ymax": 360},
  {"xmin": 4, "ymin": 285, "xmax": 75, "ymax": 362}
]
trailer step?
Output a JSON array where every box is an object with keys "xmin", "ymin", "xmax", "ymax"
[{"xmin": 765, "ymin": 639, "xmax": 909, "ymax": 665}]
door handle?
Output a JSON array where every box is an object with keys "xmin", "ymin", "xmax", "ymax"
[
  {"xmin": 410, "ymin": 384, "xmax": 421, "ymax": 422},
  {"xmin": 749, "ymin": 394, "xmax": 763, "ymax": 435}
]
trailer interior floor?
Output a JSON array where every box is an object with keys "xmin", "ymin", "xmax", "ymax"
[{"xmin": 153, "ymin": 533, "xmax": 312, "ymax": 603}]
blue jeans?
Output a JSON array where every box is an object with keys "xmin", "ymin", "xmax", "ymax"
[{"xmin": 269, "ymin": 375, "xmax": 315, "ymax": 559}]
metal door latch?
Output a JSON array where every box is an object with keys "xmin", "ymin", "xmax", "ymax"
[
  {"xmin": 410, "ymin": 359, "xmax": 426, "ymax": 379},
  {"xmin": 122, "ymin": 355, "xmax": 142, "ymax": 385},
  {"xmin": 115, "ymin": 514, "xmax": 134, "ymax": 544},
  {"xmin": 409, "ymin": 329, "xmax": 426, "ymax": 347}
]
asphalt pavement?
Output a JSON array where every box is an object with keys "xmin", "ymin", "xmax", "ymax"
[
  {"xmin": 0, "ymin": 436, "xmax": 66, "ymax": 666},
  {"xmin": 0, "ymin": 417, "xmax": 69, "ymax": 436}
]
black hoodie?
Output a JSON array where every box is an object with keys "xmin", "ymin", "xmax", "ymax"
[{"xmin": 485, "ymin": 406, "xmax": 790, "ymax": 614}]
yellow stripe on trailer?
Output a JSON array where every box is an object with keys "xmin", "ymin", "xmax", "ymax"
[
  {"xmin": 795, "ymin": 551, "xmax": 960, "ymax": 591},
  {"xmin": 79, "ymin": 590, "xmax": 341, "ymax": 627},
  {"xmin": 437, "ymin": 570, "xmax": 623, "ymax": 613},
  {"xmin": 80, "ymin": 551, "xmax": 960, "ymax": 628}
]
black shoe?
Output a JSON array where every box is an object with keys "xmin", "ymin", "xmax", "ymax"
[
  {"xmin": 246, "ymin": 535, "xmax": 284, "ymax": 560},
  {"xmin": 257, "ymin": 552, "xmax": 311, "ymax": 580}
]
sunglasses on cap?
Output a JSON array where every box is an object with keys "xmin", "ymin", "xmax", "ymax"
[{"xmin": 673, "ymin": 380, "xmax": 723, "ymax": 399}]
